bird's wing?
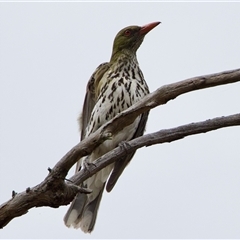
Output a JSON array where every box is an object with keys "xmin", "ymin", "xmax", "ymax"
[
  {"xmin": 76, "ymin": 62, "xmax": 110, "ymax": 173},
  {"xmin": 106, "ymin": 110, "xmax": 149, "ymax": 192},
  {"xmin": 80, "ymin": 62, "xmax": 110, "ymax": 140}
]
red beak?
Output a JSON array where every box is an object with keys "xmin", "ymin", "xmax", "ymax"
[{"xmin": 140, "ymin": 21, "xmax": 161, "ymax": 35}]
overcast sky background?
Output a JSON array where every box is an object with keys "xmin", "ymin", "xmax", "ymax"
[{"xmin": 1, "ymin": 2, "xmax": 240, "ymax": 239}]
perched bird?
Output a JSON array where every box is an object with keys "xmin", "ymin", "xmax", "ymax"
[{"xmin": 64, "ymin": 21, "xmax": 160, "ymax": 233}]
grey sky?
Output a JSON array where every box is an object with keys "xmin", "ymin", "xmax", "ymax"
[{"xmin": 1, "ymin": 2, "xmax": 240, "ymax": 238}]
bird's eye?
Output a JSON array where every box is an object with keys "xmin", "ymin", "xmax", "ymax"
[{"xmin": 124, "ymin": 29, "xmax": 131, "ymax": 36}]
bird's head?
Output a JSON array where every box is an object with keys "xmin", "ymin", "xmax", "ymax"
[{"xmin": 110, "ymin": 21, "xmax": 160, "ymax": 62}]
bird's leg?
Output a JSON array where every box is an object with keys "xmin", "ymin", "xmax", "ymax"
[
  {"xmin": 83, "ymin": 157, "xmax": 97, "ymax": 172},
  {"xmin": 118, "ymin": 141, "xmax": 132, "ymax": 154},
  {"xmin": 102, "ymin": 132, "xmax": 113, "ymax": 140}
]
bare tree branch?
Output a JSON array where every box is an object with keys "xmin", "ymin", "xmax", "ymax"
[
  {"xmin": 0, "ymin": 68, "xmax": 240, "ymax": 228},
  {"xmin": 69, "ymin": 113, "xmax": 240, "ymax": 186},
  {"xmin": 52, "ymin": 68, "xmax": 240, "ymax": 176}
]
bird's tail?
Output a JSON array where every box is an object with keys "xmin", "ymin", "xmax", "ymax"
[{"xmin": 63, "ymin": 183, "xmax": 105, "ymax": 233}]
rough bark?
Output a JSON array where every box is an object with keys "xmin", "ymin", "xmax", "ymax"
[{"xmin": 0, "ymin": 68, "xmax": 240, "ymax": 228}]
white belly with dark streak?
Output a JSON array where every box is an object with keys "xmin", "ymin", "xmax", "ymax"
[
  {"xmin": 85, "ymin": 115, "xmax": 140, "ymax": 201},
  {"xmin": 82, "ymin": 59, "xmax": 148, "ymax": 201}
]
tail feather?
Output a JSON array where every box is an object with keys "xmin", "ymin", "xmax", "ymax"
[
  {"xmin": 63, "ymin": 183, "xmax": 106, "ymax": 233},
  {"xmin": 80, "ymin": 182, "xmax": 105, "ymax": 233},
  {"xmin": 64, "ymin": 162, "xmax": 113, "ymax": 232},
  {"xmin": 64, "ymin": 193, "xmax": 87, "ymax": 228}
]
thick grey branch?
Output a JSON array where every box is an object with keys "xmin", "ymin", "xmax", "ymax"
[
  {"xmin": 0, "ymin": 68, "xmax": 240, "ymax": 229},
  {"xmin": 69, "ymin": 113, "xmax": 240, "ymax": 186},
  {"xmin": 54, "ymin": 68, "xmax": 240, "ymax": 174}
]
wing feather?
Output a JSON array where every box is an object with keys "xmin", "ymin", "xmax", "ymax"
[
  {"xmin": 106, "ymin": 111, "xmax": 149, "ymax": 192},
  {"xmin": 76, "ymin": 62, "xmax": 110, "ymax": 173}
]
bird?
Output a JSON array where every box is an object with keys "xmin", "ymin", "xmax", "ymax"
[{"xmin": 64, "ymin": 21, "xmax": 160, "ymax": 233}]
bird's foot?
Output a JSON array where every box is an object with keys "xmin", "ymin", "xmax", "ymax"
[
  {"xmin": 119, "ymin": 141, "xmax": 132, "ymax": 154},
  {"xmin": 102, "ymin": 132, "xmax": 113, "ymax": 140},
  {"xmin": 83, "ymin": 159, "xmax": 97, "ymax": 173}
]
